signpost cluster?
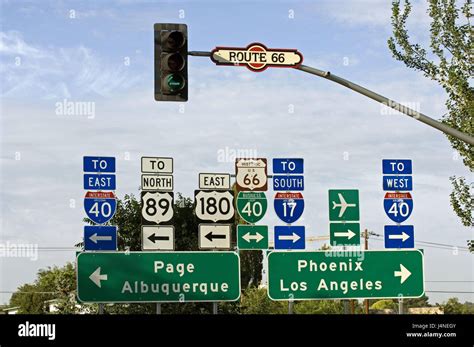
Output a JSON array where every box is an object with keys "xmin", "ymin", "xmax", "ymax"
[
  {"xmin": 235, "ymin": 158, "xmax": 270, "ymax": 250},
  {"xmin": 77, "ymin": 156, "xmax": 241, "ymax": 305},
  {"xmin": 382, "ymin": 159, "xmax": 415, "ymax": 249},
  {"xmin": 141, "ymin": 157, "xmax": 175, "ymax": 251},
  {"xmin": 195, "ymin": 173, "xmax": 234, "ymax": 250},
  {"xmin": 328, "ymin": 189, "xmax": 360, "ymax": 247},
  {"xmin": 83, "ymin": 156, "xmax": 117, "ymax": 251},
  {"xmin": 77, "ymin": 154, "xmax": 425, "ymax": 310},
  {"xmin": 273, "ymin": 159, "xmax": 305, "ymax": 250}
]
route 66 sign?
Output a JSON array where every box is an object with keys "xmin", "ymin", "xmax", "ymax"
[
  {"xmin": 84, "ymin": 191, "xmax": 117, "ymax": 224},
  {"xmin": 141, "ymin": 191, "xmax": 174, "ymax": 225},
  {"xmin": 274, "ymin": 192, "xmax": 304, "ymax": 223},
  {"xmin": 195, "ymin": 190, "xmax": 235, "ymax": 223},
  {"xmin": 383, "ymin": 192, "xmax": 413, "ymax": 223},
  {"xmin": 235, "ymin": 158, "xmax": 268, "ymax": 192}
]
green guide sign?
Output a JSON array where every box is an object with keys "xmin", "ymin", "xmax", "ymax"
[{"xmin": 77, "ymin": 252, "xmax": 241, "ymax": 303}]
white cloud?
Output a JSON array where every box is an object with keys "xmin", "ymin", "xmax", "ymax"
[
  {"xmin": 316, "ymin": 0, "xmax": 431, "ymax": 29},
  {"xmin": 0, "ymin": 31, "xmax": 142, "ymax": 99}
]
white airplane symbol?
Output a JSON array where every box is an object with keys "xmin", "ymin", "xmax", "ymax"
[{"xmin": 332, "ymin": 193, "xmax": 356, "ymax": 217}]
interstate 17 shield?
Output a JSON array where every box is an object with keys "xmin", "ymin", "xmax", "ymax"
[{"xmin": 274, "ymin": 192, "xmax": 304, "ymax": 223}]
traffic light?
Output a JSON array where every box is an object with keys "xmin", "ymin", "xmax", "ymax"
[{"xmin": 154, "ymin": 23, "xmax": 188, "ymax": 102}]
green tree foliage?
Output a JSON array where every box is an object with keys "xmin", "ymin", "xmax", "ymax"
[
  {"xmin": 295, "ymin": 300, "xmax": 345, "ymax": 314},
  {"xmin": 388, "ymin": 0, "xmax": 473, "ymax": 227},
  {"xmin": 404, "ymin": 294, "xmax": 430, "ymax": 308},
  {"xmin": 9, "ymin": 263, "xmax": 94, "ymax": 314},
  {"xmin": 449, "ymin": 176, "xmax": 473, "ymax": 227},
  {"xmin": 239, "ymin": 287, "xmax": 287, "ymax": 314},
  {"xmin": 442, "ymin": 297, "xmax": 474, "ymax": 314},
  {"xmin": 371, "ymin": 299, "xmax": 396, "ymax": 311}
]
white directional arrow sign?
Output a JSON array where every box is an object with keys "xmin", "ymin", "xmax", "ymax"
[
  {"xmin": 334, "ymin": 229, "xmax": 356, "ymax": 240},
  {"xmin": 198, "ymin": 224, "xmax": 231, "ymax": 250},
  {"xmin": 278, "ymin": 232, "xmax": 301, "ymax": 243},
  {"xmin": 237, "ymin": 225, "xmax": 269, "ymax": 250},
  {"xmin": 243, "ymin": 232, "xmax": 264, "ymax": 243},
  {"xmin": 89, "ymin": 233, "xmax": 113, "ymax": 244},
  {"xmin": 89, "ymin": 267, "xmax": 108, "ymax": 288},
  {"xmin": 388, "ymin": 232, "xmax": 410, "ymax": 242},
  {"xmin": 394, "ymin": 264, "xmax": 412, "ymax": 284}
]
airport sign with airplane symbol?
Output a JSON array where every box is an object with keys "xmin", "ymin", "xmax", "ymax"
[{"xmin": 328, "ymin": 190, "xmax": 359, "ymax": 221}]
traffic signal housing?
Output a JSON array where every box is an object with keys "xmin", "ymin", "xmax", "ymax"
[{"xmin": 154, "ymin": 23, "xmax": 188, "ymax": 102}]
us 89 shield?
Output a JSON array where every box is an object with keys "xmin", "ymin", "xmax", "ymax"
[{"xmin": 141, "ymin": 191, "xmax": 174, "ymax": 225}]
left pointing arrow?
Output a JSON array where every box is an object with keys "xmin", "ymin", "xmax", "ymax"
[
  {"xmin": 89, "ymin": 233, "xmax": 113, "ymax": 244},
  {"xmin": 89, "ymin": 267, "xmax": 108, "ymax": 288},
  {"xmin": 148, "ymin": 233, "xmax": 170, "ymax": 243},
  {"xmin": 205, "ymin": 232, "xmax": 227, "ymax": 242}
]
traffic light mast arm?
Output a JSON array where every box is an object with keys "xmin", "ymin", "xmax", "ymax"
[
  {"xmin": 296, "ymin": 65, "xmax": 474, "ymax": 146},
  {"xmin": 188, "ymin": 51, "xmax": 474, "ymax": 146}
]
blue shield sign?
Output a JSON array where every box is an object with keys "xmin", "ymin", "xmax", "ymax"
[
  {"xmin": 382, "ymin": 159, "xmax": 412, "ymax": 174},
  {"xmin": 383, "ymin": 175, "xmax": 413, "ymax": 191},
  {"xmin": 273, "ymin": 175, "xmax": 304, "ymax": 191},
  {"xmin": 274, "ymin": 192, "xmax": 304, "ymax": 223},
  {"xmin": 273, "ymin": 158, "xmax": 304, "ymax": 174},
  {"xmin": 384, "ymin": 225, "xmax": 414, "ymax": 249},
  {"xmin": 83, "ymin": 156, "xmax": 116, "ymax": 173},
  {"xmin": 84, "ymin": 191, "xmax": 117, "ymax": 224},
  {"xmin": 84, "ymin": 174, "xmax": 116, "ymax": 190},
  {"xmin": 84, "ymin": 225, "xmax": 117, "ymax": 251},
  {"xmin": 274, "ymin": 226, "xmax": 305, "ymax": 250},
  {"xmin": 383, "ymin": 192, "xmax": 413, "ymax": 223}
]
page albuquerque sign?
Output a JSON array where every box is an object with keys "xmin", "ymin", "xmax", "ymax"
[
  {"xmin": 211, "ymin": 43, "xmax": 303, "ymax": 72},
  {"xmin": 267, "ymin": 250, "xmax": 424, "ymax": 300},
  {"xmin": 77, "ymin": 252, "xmax": 241, "ymax": 303}
]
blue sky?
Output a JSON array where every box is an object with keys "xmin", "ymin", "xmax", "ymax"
[{"xmin": 1, "ymin": 0, "xmax": 472, "ymax": 306}]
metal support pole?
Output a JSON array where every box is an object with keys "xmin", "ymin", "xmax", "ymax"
[
  {"xmin": 98, "ymin": 303, "xmax": 104, "ymax": 315},
  {"xmin": 364, "ymin": 230, "xmax": 370, "ymax": 314},
  {"xmin": 288, "ymin": 300, "xmax": 294, "ymax": 314},
  {"xmin": 343, "ymin": 300, "xmax": 350, "ymax": 314},
  {"xmin": 156, "ymin": 303, "xmax": 161, "ymax": 314},
  {"xmin": 188, "ymin": 51, "xmax": 474, "ymax": 146},
  {"xmin": 399, "ymin": 298, "xmax": 404, "ymax": 315},
  {"xmin": 296, "ymin": 65, "xmax": 474, "ymax": 146},
  {"xmin": 213, "ymin": 302, "xmax": 218, "ymax": 315}
]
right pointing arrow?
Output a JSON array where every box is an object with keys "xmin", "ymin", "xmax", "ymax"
[
  {"xmin": 89, "ymin": 267, "xmax": 108, "ymax": 288},
  {"xmin": 389, "ymin": 232, "xmax": 410, "ymax": 242},
  {"xmin": 243, "ymin": 232, "xmax": 264, "ymax": 243},
  {"xmin": 334, "ymin": 229, "xmax": 356, "ymax": 240},
  {"xmin": 278, "ymin": 232, "xmax": 301, "ymax": 243},
  {"xmin": 394, "ymin": 264, "xmax": 412, "ymax": 284}
]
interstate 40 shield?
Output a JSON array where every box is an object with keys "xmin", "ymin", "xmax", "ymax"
[
  {"xmin": 84, "ymin": 191, "xmax": 117, "ymax": 224},
  {"xmin": 383, "ymin": 192, "xmax": 413, "ymax": 223}
]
